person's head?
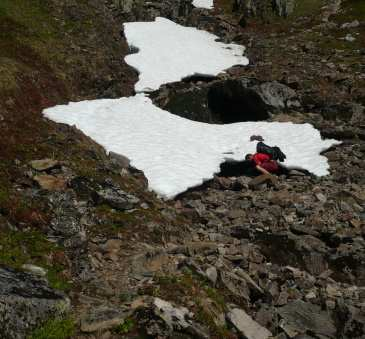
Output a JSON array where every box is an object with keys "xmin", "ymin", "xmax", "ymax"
[{"xmin": 245, "ymin": 154, "xmax": 253, "ymax": 161}]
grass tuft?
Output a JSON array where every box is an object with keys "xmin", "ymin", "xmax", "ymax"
[{"xmin": 27, "ymin": 317, "xmax": 75, "ymax": 339}]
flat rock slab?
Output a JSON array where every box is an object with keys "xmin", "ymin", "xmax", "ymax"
[
  {"xmin": 30, "ymin": 159, "xmax": 60, "ymax": 171},
  {"xmin": 248, "ymin": 174, "xmax": 278, "ymax": 189},
  {"xmin": 0, "ymin": 266, "xmax": 70, "ymax": 339},
  {"xmin": 227, "ymin": 308, "xmax": 272, "ymax": 339},
  {"xmin": 80, "ymin": 306, "xmax": 127, "ymax": 333},
  {"xmin": 34, "ymin": 175, "xmax": 68, "ymax": 191},
  {"xmin": 278, "ymin": 300, "xmax": 336, "ymax": 338}
]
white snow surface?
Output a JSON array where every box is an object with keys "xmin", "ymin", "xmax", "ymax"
[
  {"xmin": 123, "ymin": 17, "xmax": 248, "ymax": 92},
  {"xmin": 44, "ymin": 94, "xmax": 340, "ymax": 199},
  {"xmin": 192, "ymin": 0, "xmax": 214, "ymax": 9}
]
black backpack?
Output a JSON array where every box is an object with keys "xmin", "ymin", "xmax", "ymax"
[{"xmin": 256, "ymin": 142, "xmax": 286, "ymax": 162}]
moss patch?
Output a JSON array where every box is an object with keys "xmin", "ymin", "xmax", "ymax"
[
  {"xmin": 0, "ymin": 229, "xmax": 71, "ymax": 291},
  {"xmin": 27, "ymin": 317, "xmax": 75, "ymax": 339}
]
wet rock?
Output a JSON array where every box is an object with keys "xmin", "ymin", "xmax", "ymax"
[
  {"xmin": 80, "ymin": 306, "xmax": 127, "ymax": 333},
  {"xmin": 278, "ymin": 300, "xmax": 336, "ymax": 338},
  {"xmin": 227, "ymin": 307, "xmax": 272, "ymax": 339},
  {"xmin": 0, "ymin": 266, "xmax": 70, "ymax": 339}
]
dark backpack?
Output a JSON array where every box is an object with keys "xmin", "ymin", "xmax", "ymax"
[{"xmin": 256, "ymin": 142, "xmax": 286, "ymax": 162}]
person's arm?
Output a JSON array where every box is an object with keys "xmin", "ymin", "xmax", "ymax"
[{"xmin": 256, "ymin": 165, "xmax": 270, "ymax": 175}]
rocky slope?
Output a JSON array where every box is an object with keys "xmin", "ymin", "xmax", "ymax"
[{"xmin": 0, "ymin": 0, "xmax": 364, "ymax": 338}]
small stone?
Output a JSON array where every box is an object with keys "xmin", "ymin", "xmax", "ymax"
[
  {"xmin": 21, "ymin": 264, "xmax": 47, "ymax": 277},
  {"xmin": 103, "ymin": 239, "xmax": 122, "ymax": 253},
  {"xmin": 305, "ymin": 292, "xmax": 317, "ymax": 301},
  {"xmin": 205, "ymin": 266, "xmax": 218, "ymax": 285},
  {"xmin": 341, "ymin": 20, "xmax": 360, "ymax": 29},
  {"xmin": 315, "ymin": 193, "xmax": 327, "ymax": 203},
  {"xmin": 344, "ymin": 34, "xmax": 356, "ymax": 42},
  {"xmin": 326, "ymin": 300, "xmax": 336, "ymax": 310},
  {"xmin": 277, "ymin": 290, "xmax": 289, "ymax": 306}
]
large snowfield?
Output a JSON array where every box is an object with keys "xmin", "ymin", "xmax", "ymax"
[
  {"xmin": 44, "ymin": 94, "xmax": 340, "ymax": 199},
  {"xmin": 124, "ymin": 17, "xmax": 248, "ymax": 92},
  {"xmin": 192, "ymin": 0, "xmax": 214, "ymax": 9}
]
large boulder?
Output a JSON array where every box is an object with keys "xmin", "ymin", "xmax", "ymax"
[
  {"xmin": 233, "ymin": 0, "xmax": 295, "ymax": 18},
  {"xmin": 0, "ymin": 266, "xmax": 70, "ymax": 339},
  {"xmin": 278, "ymin": 300, "xmax": 337, "ymax": 338},
  {"xmin": 108, "ymin": 0, "xmax": 194, "ymax": 23}
]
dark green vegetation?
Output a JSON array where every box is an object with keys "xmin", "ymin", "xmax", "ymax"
[
  {"xmin": 28, "ymin": 317, "xmax": 75, "ymax": 339},
  {"xmin": 114, "ymin": 318, "xmax": 136, "ymax": 335},
  {"xmin": 0, "ymin": 229, "xmax": 71, "ymax": 290}
]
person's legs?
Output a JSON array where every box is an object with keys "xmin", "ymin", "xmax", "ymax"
[{"xmin": 261, "ymin": 161, "xmax": 279, "ymax": 174}]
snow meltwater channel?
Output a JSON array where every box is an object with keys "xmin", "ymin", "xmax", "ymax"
[{"xmin": 43, "ymin": 18, "xmax": 340, "ymax": 199}]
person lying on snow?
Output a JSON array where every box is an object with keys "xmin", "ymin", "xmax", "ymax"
[{"xmin": 245, "ymin": 142, "xmax": 286, "ymax": 176}]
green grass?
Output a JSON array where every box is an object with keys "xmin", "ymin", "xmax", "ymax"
[
  {"xmin": 114, "ymin": 318, "xmax": 136, "ymax": 335},
  {"xmin": 291, "ymin": 0, "xmax": 325, "ymax": 18},
  {"xmin": 28, "ymin": 317, "xmax": 75, "ymax": 339},
  {"xmin": 0, "ymin": 229, "xmax": 71, "ymax": 291},
  {"xmin": 333, "ymin": 0, "xmax": 365, "ymax": 23},
  {"xmin": 0, "ymin": 0, "xmax": 56, "ymax": 41}
]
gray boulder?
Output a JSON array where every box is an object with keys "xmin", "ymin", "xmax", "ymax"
[
  {"xmin": 95, "ymin": 187, "xmax": 140, "ymax": 210},
  {"xmin": 258, "ymin": 81, "xmax": 298, "ymax": 110},
  {"xmin": 233, "ymin": 0, "xmax": 295, "ymax": 18},
  {"xmin": 278, "ymin": 300, "xmax": 337, "ymax": 338},
  {"xmin": 0, "ymin": 266, "xmax": 70, "ymax": 339}
]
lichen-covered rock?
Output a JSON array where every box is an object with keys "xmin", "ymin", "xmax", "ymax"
[
  {"xmin": 108, "ymin": 0, "xmax": 194, "ymax": 23},
  {"xmin": 233, "ymin": 0, "xmax": 295, "ymax": 18},
  {"xmin": 278, "ymin": 300, "xmax": 337, "ymax": 338},
  {"xmin": 0, "ymin": 267, "xmax": 70, "ymax": 339},
  {"xmin": 95, "ymin": 187, "xmax": 140, "ymax": 210}
]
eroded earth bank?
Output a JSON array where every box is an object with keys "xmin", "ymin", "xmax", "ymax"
[{"xmin": 0, "ymin": 0, "xmax": 365, "ymax": 338}]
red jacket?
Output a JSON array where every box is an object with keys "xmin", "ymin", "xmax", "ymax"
[
  {"xmin": 252, "ymin": 153, "xmax": 279, "ymax": 173},
  {"xmin": 252, "ymin": 153, "xmax": 271, "ymax": 166}
]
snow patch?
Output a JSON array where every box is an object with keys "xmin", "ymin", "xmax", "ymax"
[
  {"xmin": 44, "ymin": 94, "xmax": 340, "ymax": 199},
  {"xmin": 193, "ymin": 0, "xmax": 214, "ymax": 9},
  {"xmin": 123, "ymin": 17, "xmax": 248, "ymax": 92}
]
